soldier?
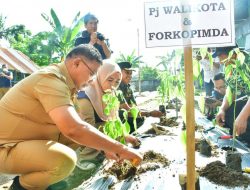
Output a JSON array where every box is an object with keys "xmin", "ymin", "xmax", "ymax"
[{"xmin": 117, "ymin": 61, "xmax": 163, "ymax": 133}]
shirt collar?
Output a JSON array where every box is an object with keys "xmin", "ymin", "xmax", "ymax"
[
  {"xmin": 120, "ymin": 81, "xmax": 130, "ymax": 88},
  {"xmin": 58, "ymin": 63, "xmax": 77, "ymax": 94},
  {"xmin": 82, "ymin": 30, "xmax": 90, "ymax": 38}
]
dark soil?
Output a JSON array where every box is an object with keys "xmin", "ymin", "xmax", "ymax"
[
  {"xmin": 159, "ymin": 105, "xmax": 166, "ymax": 114},
  {"xmin": 165, "ymin": 102, "xmax": 175, "ymax": 109},
  {"xmin": 182, "ymin": 122, "xmax": 203, "ymax": 132},
  {"xmin": 159, "ymin": 116, "xmax": 179, "ymax": 127},
  {"xmin": 143, "ymin": 124, "xmax": 175, "ymax": 136},
  {"xmin": 199, "ymin": 139, "xmax": 211, "ymax": 157},
  {"xmin": 105, "ymin": 150, "xmax": 170, "ymax": 180},
  {"xmin": 142, "ymin": 150, "xmax": 170, "ymax": 167},
  {"xmin": 106, "ymin": 161, "xmax": 137, "ymax": 180},
  {"xmin": 196, "ymin": 140, "xmax": 221, "ymax": 157},
  {"xmin": 226, "ymin": 150, "xmax": 242, "ymax": 172},
  {"xmin": 199, "ymin": 161, "xmax": 250, "ymax": 188},
  {"xmin": 137, "ymin": 163, "xmax": 160, "ymax": 174},
  {"xmin": 144, "ymin": 128, "xmax": 158, "ymax": 135},
  {"xmin": 131, "ymin": 140, "xmax": 141, "ymax": 149},
  {"xmin": 195, "ymin": 139, "xmax": 200, "ymax": 151}
]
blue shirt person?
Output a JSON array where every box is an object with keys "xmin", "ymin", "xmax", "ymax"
[{"xmin": 0, "ymin": 64, "xmax": 13, "ymax": 99}]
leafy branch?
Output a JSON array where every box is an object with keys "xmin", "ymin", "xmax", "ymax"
[
  {"xmin": 102, "ymin": 92, "xmax": 130, "ymax": 144},
  {"xmin": 224, "ymin": 49, "xmax": 250, "ymax": 144}
]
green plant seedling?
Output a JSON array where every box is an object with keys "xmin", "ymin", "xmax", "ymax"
[
  {"xmin": 129, "ymin": 105, "xmax": 140, "ymax": 132},
  {"xmin": 102, "ymin": 91, "xmax": 130, "ymax": 144}
]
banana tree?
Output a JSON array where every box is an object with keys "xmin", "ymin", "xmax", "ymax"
[
  {"xmin": 157, "ymin": 69, "xmax": 185, "ymax": 117},
  {"xmin": 116, "ymin": 50, "xmax": 143, "ymax": 68},
  {"xmin": 41, "ymin": 8, "xmax": 84, "ymax": 61},
  {"xmin": 157, "ymin": 70, "xmax": 172, "ymax": 106},
  {"xmin": 156, "ymin": 50, "xmax": 176, "ymax": 71},
  {"xmin": 157, "ymin": 49, "xmax": 185, "ymax": 117}
]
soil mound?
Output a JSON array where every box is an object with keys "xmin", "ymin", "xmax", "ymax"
[
  {"xmin": 199, "ymin": 161, "xmax": 250, "ymax": 188},
  {"xmin": 106, "ymin": 151, "xmax": 170, "ymax": 180}
]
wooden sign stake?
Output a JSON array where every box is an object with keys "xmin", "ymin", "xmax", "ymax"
[{"xmin": 184, "ymin": 46, "xmax": 195, "ymax": 190}]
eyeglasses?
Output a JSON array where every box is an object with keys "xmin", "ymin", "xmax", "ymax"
[{"xmin": 80, "ymin": 58, "xmax": 96, "ymax": 77}]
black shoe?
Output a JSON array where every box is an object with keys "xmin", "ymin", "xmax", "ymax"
[{"xmin": 9, "ymin": 176, "xmax": 26, "ymax": 190}]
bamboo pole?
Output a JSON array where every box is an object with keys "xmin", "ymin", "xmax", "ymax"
[{"xmin": 184, "ymin": 47, "xmax": 195, "ymax": 190}]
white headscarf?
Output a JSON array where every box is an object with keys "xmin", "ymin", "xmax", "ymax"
[{"xmin": 84, "ymin": 63, "xmax": 121, "ymax": 121}]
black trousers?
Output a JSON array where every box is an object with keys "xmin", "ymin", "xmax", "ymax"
[
  {"xmin": 225, "ymin": 99, "xmax": 250, "ymax": 144},
  {"xmin": 119, "ymin": 110, "xmax": 145, "ymax": 134}
]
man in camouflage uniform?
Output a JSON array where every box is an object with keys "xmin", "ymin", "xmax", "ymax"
[
  {"xmin": 117, "ymin": 62, "xmax": 137, "ymax": 106},
  {"xmin": 117, "ymin": 61, "xmax": 163, "ymax": 133},
  {"xmin": 215, "ymin": 45, "xmax": 250, "ymax": 145}
]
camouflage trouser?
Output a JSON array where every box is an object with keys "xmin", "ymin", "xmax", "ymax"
[
  {"xmin": 119, "ymin": 109, "xmax": 145, "ymax": 133},
  {"xmin": 0, "ymin": 87, "xmax": 10, "ymax": 99}
]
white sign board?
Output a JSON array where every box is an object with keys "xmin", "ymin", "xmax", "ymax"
[{"xmin": 144, "ymin": 0, "xmax": 235, "ymax": 48}]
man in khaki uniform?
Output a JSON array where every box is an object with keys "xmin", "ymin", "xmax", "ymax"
[{"xmin": 0, "ymin": 44, "xmax": 142, "ymax": 190}]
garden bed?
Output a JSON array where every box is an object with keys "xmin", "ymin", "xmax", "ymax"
[
  {"xmin": 105, "ymin": 150, "xmax": 170, "ymax": 181},
  {"xmin": 77, "ymin": 109, "xmax": 250, "ymax": 190},
  {"xmin": 199, "ymin": 161, "xmax": 250, "ymax": 188}
]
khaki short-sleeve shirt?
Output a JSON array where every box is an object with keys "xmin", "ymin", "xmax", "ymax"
[{"xmin": 0, "ymin": 63, "xmax": 77, "ymax": 147}]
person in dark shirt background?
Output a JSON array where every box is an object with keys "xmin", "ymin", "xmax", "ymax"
[
  {"xmin": 205, "ymin": 72, "xmax": 226, "ymax": 120},
  {"xmin": 75, "ymin": 13, "xmax": 111, "ymax": 59},
  {"xmin": 212, "ymin": 73, "xmax": 226, "ymax": 101},
  {"xmin": 0, "ymin": 64, "xmax": 13, "ymax": 99}
]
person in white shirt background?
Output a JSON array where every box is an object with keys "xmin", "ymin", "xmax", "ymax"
[{"xmin": 200, "ymin": 48, "xmax": 221, "ymax": 96}]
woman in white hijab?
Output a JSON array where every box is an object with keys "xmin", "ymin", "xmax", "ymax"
[
  {"xmin": 78, "ymin": 62, "xmax": 121, "ymax": 125},
  {"xmin": 76, "ymin": 63, "xmax": 139, "ymax": 169}
]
